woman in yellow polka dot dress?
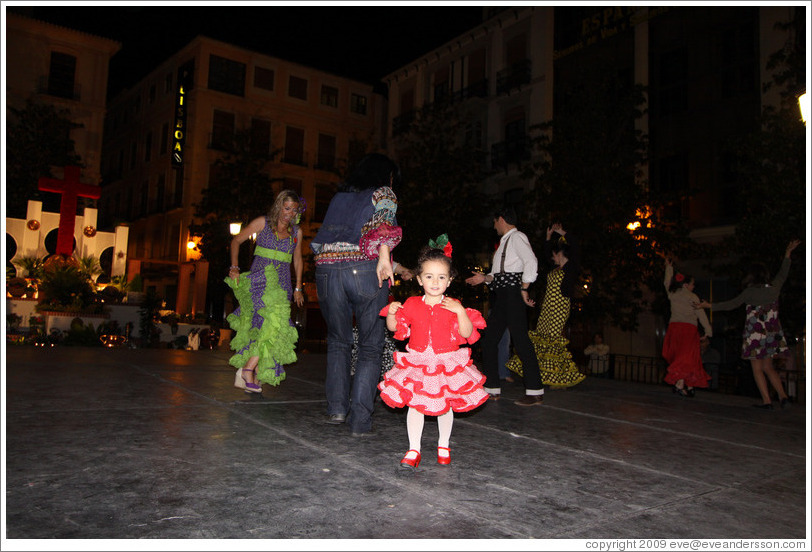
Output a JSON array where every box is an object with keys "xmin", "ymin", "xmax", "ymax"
[{"xmin": 506, "ymin": 223, "xmax": 586, "ymax": 388}]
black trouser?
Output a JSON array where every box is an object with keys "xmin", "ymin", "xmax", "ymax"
[{"xmin": 480, "ymin": 286, "xmax": 542, "ymax": 391}]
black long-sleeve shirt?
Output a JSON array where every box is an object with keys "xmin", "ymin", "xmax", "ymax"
[{"xmin": 543, "ymin": 232, "xmax": 580, "ymax": 299}]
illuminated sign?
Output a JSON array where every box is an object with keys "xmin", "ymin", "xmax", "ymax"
[
  {"xmin": 554, "ymin": 6, "xmax": 669, "ymax": 60},
  {"xmin": 172, "ymin": 79, "xmax": 187, "ymax": 168}
]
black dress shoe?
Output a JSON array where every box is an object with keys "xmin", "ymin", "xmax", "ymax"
[
  {"xmin": 686, "ymin": 387, "xmax": 696, "ymax": 398},
  {"xmin": 752, "ymin": 403, "xmax": 774, "ymax": 410}
]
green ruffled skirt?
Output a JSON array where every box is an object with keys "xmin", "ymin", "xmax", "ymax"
[{"xmin": 225, "ymin": 264, "xmax": 297, "ymax": 386}]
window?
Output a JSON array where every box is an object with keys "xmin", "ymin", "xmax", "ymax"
[
  {"xmin": 350, "ymin": 93, "xmax": 368, "ymax": 115},
  {"xmin": 289, "ymin": 76, "xmax": 308, "ymax": 100},
  {"xmin": 144, "ymin": 132, "xmax": 152, "ymax": 162},
  {"xmin": 130, "ymin": 142, "xmax": 138, "ymax": 169},
  {"xmin": 211, "ymin": 110, "xmax": 235, "ymax": 150},
  {"xmin": 156, "ymin": 173, "xmax": 166, "ymax": 213},
  {"xmin": 720, "ymin": 23, "xmax": 757, "ymax": 99},
  {"xmin": 284, "ymin": 126, "xmax": 305, "ymax": 165},
  {"xmin": 254, "ymin": 67, "xmax": 275, "ymax": 91},
  {"xmin": 348, "ymin": 138, "xmax": 367, "ymax": 169},
  {"xmin": 497, "ymin": 34, "xmax": 530, "ymax": 94},
  {"xmin": 140, "ymin": 179, "xmax": 149, "ymax": 216},
  {"xmin": 314, "ymin": 183, "xmax": 336, "ymax": 222},
  {"xmin": 250, "ymin": 118, "xmax": 271, "ymax": 155},
  {"xmin": 320, "ymin": 85, "xmax": 338, "ymax": 107},
  {"xmin": 467, "ymin": 48, "xmax": 487, "ymax": 97},
  {"xmin": 657, "ymin": 49, "xmax": 687, "ymax": 116},
  {"xmin": 491, "ymin": 108, "xmax": 528, "ymax": 171},
  {"xmin": 465, "ymin": 121, "xmax": 483, "ymax": 150},
  {"xmin": 172, "ymin": 168, "xmax": 183, "ymax": 207},
  {"xmin": 657, "ymin": 153, "xmax": 688, "ymax": 193},
  {"xmin": 317, "ymin": 134, "xmax": 337, "ymax": 170},
  {"xmin": 433, "ymin": 67, "xmax": 450, "ymax": 102},
  {"xmin": 177, "ymin": 59, "xmax": 195, "ymax": 91},
  {"xmin": 165, "ymin": 72, "xmax": 173, "ymax": 93},
  {"xmin": 47, "ymin": 52, "xmax": 76, "ymax": 99},
  {"xmin": 208, "ymin": 54, "xmax": 245, "ymax": 96},
  {"xmin": 148, "ymin": 84, "xmax": 156, "ymax": 104},
  {"xmin": 160, "ymin": 122, "xmax": 169, "ymax": 154}
]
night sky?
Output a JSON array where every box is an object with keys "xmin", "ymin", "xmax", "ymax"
[{"xmin": 13, "ymin": 4, "xmax": 487, "ymax": 96}]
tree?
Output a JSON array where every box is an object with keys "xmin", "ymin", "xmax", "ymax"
[
  {"xmin": 392, "ymin": 101, "xmax": 490, "ymax": 288},
  {"xmin": 524, "ymin": 63, "xmax": 688, "ymax": 332},
  {"xmin": 716, "ymin": 11, "xmax": 806, "ymax": 338},
  {"xmin": 190, "ymin": 130, "xmax": 282, "ymax": 321},
  {"xmin": 6, "ymin": 98, "xmax": 83, "ymax": 218}
]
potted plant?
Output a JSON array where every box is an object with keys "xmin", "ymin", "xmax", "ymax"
[
  {"xmin": 126, "ymin": 274, "xmax": 145, "ymax": 305},
  {"xmin": 11, "ymin": 255, "xmax": 44, "ymax": 298}
]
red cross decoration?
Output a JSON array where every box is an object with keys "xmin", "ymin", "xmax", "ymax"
[{"xmin": 38, "ymin": 166, "xmax": 101, "ymax": 256}]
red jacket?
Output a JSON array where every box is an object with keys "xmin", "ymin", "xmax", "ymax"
[{"xmin": 379, "ymin": 295, "xmax": 485, "ymax": 354}]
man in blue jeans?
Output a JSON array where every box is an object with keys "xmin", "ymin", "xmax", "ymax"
[{"xmin": 311, "ymin": 154, "xmax": 402, "ymax": 436}]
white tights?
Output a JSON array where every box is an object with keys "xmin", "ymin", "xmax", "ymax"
[{"xmin": 406, "ymin": 407, "xmax": 453, "ymax": 452}]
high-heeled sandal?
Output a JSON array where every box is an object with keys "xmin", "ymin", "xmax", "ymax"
[
  {"xmin": 437, "ymin": 446, "xmax": 451, "ymax": 466},
  {"xmin": 242, "ymin": 368, "xmax": 261, "ymax": 393},
  {"xmin": 672, "ymin": 385, "xmax": 688, "ymax": 397},
  {"xmin": 400, "ymin": 449, "xmax": 421, "ymax": 470}
]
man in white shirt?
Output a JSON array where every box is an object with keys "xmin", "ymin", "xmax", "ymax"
[{"xmin": 466, "ymin": 206, "xmax": 544, "ymax": 406}]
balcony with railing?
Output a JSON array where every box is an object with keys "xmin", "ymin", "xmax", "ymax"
[
  {"xmin": 451, "ymin": 79, "xmax": 489, "ymax": 101},
  {"xmin": 208, "ymin": 132, "xmax": 233, "ymax": 151},
  {"xmin": 490, "ymin": 136, "xmax": 530, "ymax": 172},
  {"xmin": 282, "ymin": 149, "xmax": 309, "ymax": 167},
  {"xmin": 496, "ymin": 59, "xmax": 531, "ymax": 95},
  {"xmin": 36, "ymin": 76, "xmax": 81, "ymax": 101}
]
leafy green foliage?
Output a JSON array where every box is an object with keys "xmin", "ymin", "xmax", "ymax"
[
  {"xmin": 393, "ymin": 102, "xmax": 490, "ymax": 271},
  {"xmin": 37, "ymin": 261, "xmax": 99, "ymax": 313},
  {"xmin": 190, "ymin": 130, "xmax": 282, "ymax": 320},
  {"xmin": 714, "ymin": 17, "xmax": 806, "ymax": 338},
  {"xmin": 6, "ymin": 98, "xmax": 83, "ymax": 218},
  {"xmin": 524, "ymin": 65, "xmax": 688, "ymax": 331}
]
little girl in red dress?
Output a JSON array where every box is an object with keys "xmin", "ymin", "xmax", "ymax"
[{"xmin": 378, "ymin": 236, "xmax": 488, "ymax": 470}]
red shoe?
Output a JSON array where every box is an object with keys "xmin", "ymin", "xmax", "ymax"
[
  {"xmin": 400, "ymin": 449, "xmax": 421, "ymax": 470},
  {"xmin": 437, "ymin": 446, "xmax": 451, "ymax": 466}
]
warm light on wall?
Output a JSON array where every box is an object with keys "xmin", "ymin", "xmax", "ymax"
[
  {"xmin": 186, "ymin": 235, "xmax": 202, "ymax": 260},
  {"xmin": 798, "ymin": 91, "xmax": 807, "ymax": 124}
]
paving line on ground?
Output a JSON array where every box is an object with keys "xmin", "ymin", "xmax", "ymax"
[
  {"xmin": 128, "ymin": 363, "xmax": 534, "ymax": 539},
  {"xmin": 570, "ymin": 384, "xmax": 807, "ymax": 429}
]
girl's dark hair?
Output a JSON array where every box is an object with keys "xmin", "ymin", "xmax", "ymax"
[
  {"xmin": 742, "ymin": 262, "xmax": 769, "ymax": 287},
  {"xmin": 416, "ymin": 246, "xmax": 457, "ymax": 279},
  {"xmin": 340, "ymin": 153, "xmax": 401, "ymax": 192},
  {"xmin": 668, "ymin": 269, "xmax": 693, "ymax": 293}
]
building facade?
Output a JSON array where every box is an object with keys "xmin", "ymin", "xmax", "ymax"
[
  {"xmin": 99, "ymin": 35, "xmax": 385, "ymax": 315},
  {"xmin": 5, "ymin": 12, "xmax": 124, "ymax": 275},
  {"xmin": 382, "ymin": 5, "xmax": 802, "ymax": 356}
]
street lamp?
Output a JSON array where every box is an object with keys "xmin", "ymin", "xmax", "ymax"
[{"xmin": 230, "ymin": 222, "xmax": 242, "ymax": 236}]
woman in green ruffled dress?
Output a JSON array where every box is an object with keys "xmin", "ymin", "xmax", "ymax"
[
  {"xmin": 506, "ymin": 223, "xmax": 586, "ymax": 388},
  {"xmin": 226, "ymin": 190, "xmax": 304, "ymax": 393}
]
